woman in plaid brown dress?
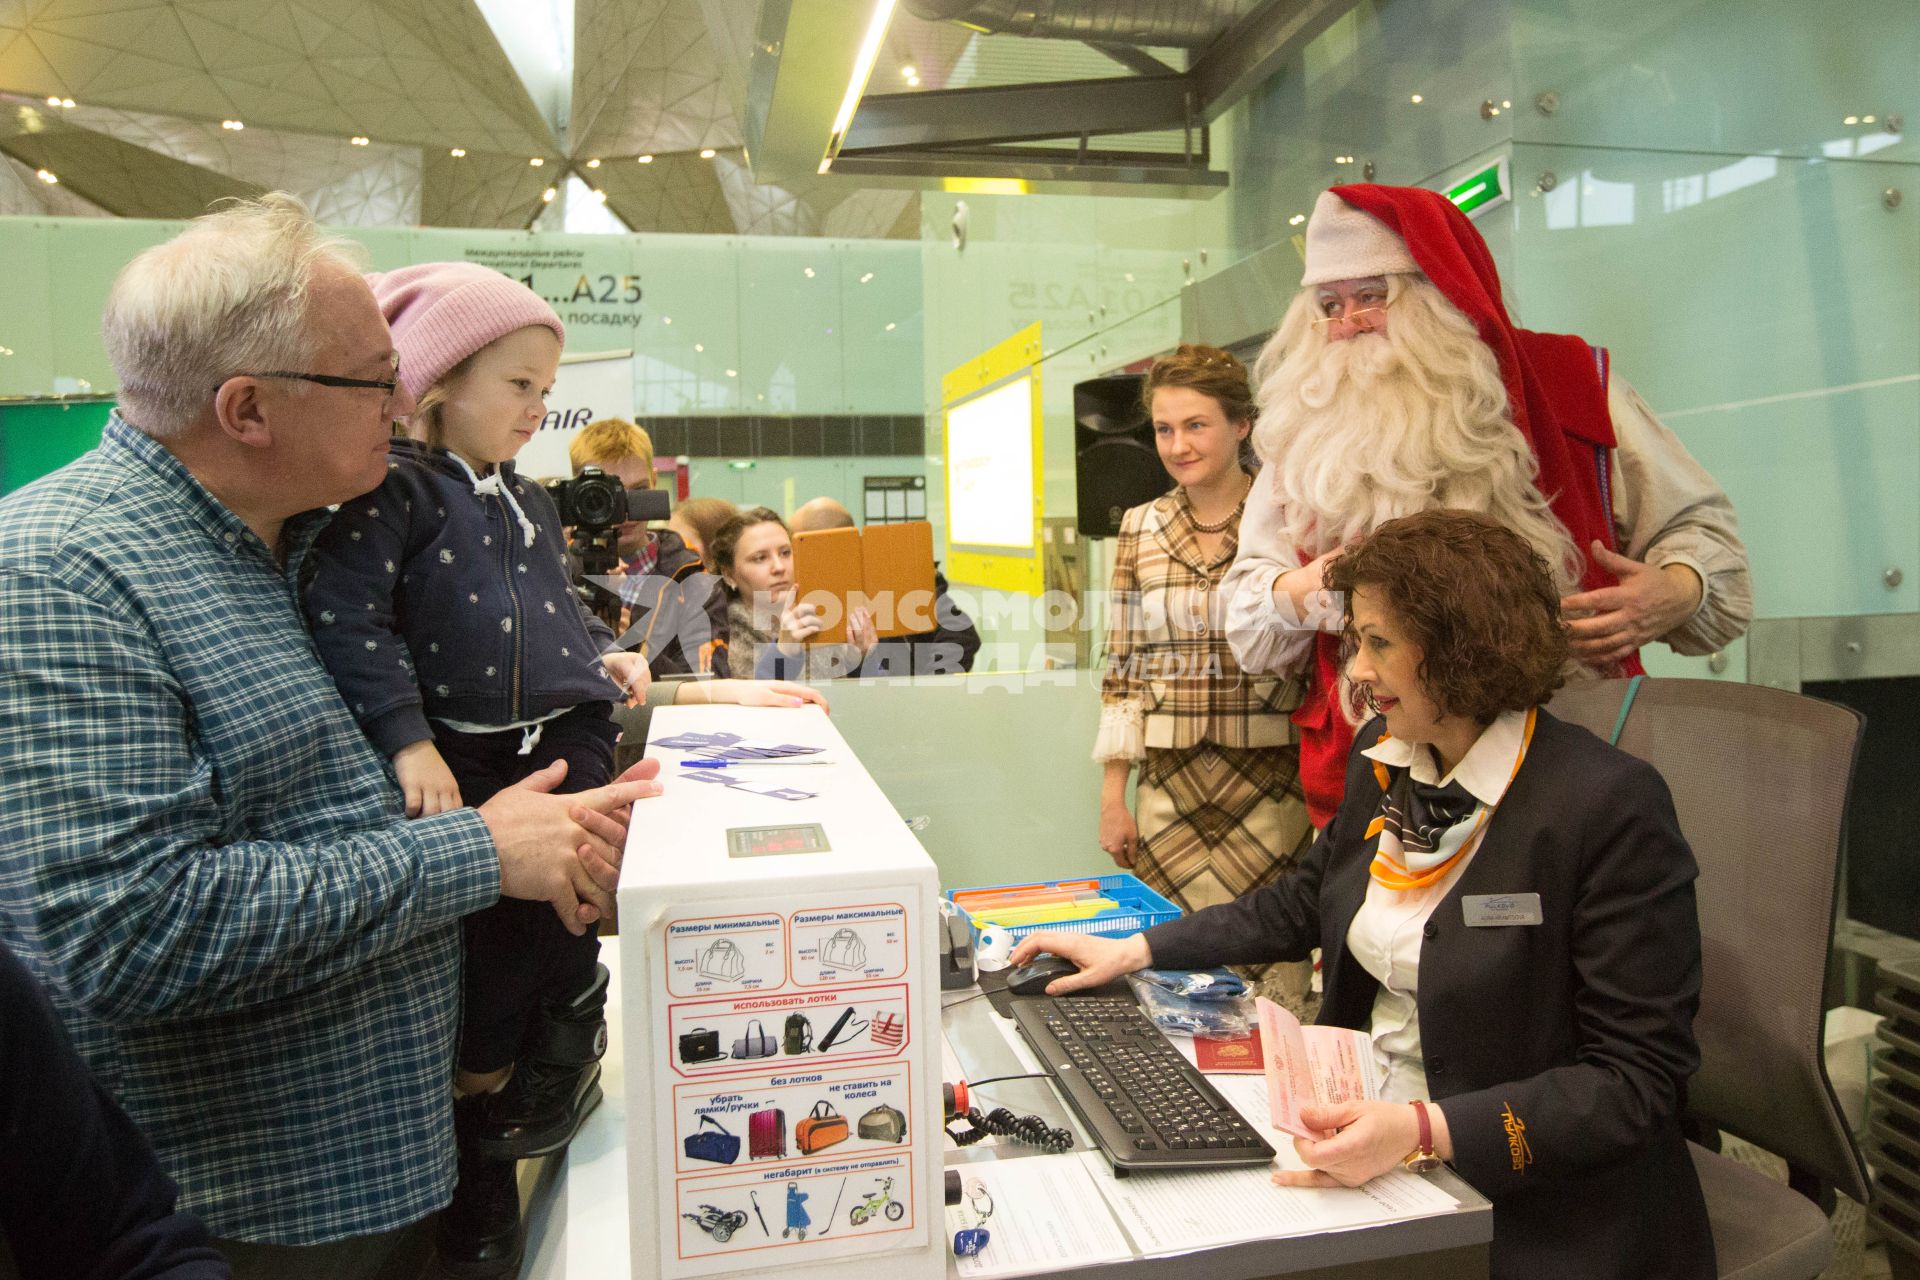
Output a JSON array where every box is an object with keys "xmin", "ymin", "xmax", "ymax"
[{"xmin": 1094, "ymin": 345, "xmax": 1315, "ymax": 1003}]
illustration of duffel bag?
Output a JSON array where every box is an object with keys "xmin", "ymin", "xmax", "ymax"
[
  {"xmin": 857, "ymin": 1103, "xmax": 907, "ymax": 1143},
  {"xmin": 782, "ymin": 1012, "xmax": 813, "ymax": 1055},
  {"xmin": 678, "ymin": 1027, "xmax": 723, "ymax": 1064},
  {"xmin": 749, "ymin": 1107, "xmax": 787, "ymax": 1158},
  {"xmin": 796, "ymin": 1100, "xmax": 849, "ymax": 1154},
  {"xmin": 697, "ymin": 939, "xmax": 746, "ymax": 982},
  {"xmin": 730, "ymin": 1018, "xmax": 776, "ymax": 1060},
  {"xmin": 683, "ymin": 1114, "xmax": 740, "ymax": 1165},
  {"xmin": 820, "ymin": 928, "xmax": 868, "ymax": 970}
]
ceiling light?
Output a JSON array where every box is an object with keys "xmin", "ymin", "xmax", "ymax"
[
  {"xmin": 884, "ymin": 322, "xmax": 896, "ymax": 331},
  {"xmin": 725, "ymin": 369, "xmax": 738, "ymax": 378},
  {"xmin": 901, "ymin": 65, "xmax": 917, "ymax": 79},
  {"xmin": 1845, "ymin": 115, "xmax": 1860, "ymax": 125},
  {"xmin": 44, "ymin": 96, "xmax": 58, "ymax": 106},
  {"xmin": 529, "ymin": 156, "xmax": 544, "ymax": 167},
  {"xmin": 804, "ymin": 266, "xmax": 815, "ymax": 278},
  {"xmin": 1411, "ymin": 93, "xmax": 1424, "ymax": 104},
  {"xmin": 1288, "ymin": 213, "xmax": 1306, "ymax": 226},
  {"xmin": 860, "ymin": 272, "xmax": 874, "ymax": 283},
  {"xmin": 662, "ymin": 316, "xmax": 672, "ymax": 324},
  {"xmin": 1502, "ymin": 100, "xmax": 1511, "ymax": 109},
  {"xmin": 1864, "ymin": 114, "xmax": 1878, "ymax": 124},
  {"xmin": 221, "ymin": 119, "xmax": 244, "ymax": 131},
  {"xmin": 694, "ymin": 343, "xmax": 704, "ymax": 352},
  {"xmin": 586, "ymin": 158, "xmax": 601, "ymax": 169},
  {"xmin": 541, "ymin": 186, "xmax": 557, "ymax": 202},
  {"xmin": 350, "ymin": 136, "xmax": 369, "ymax": 146},
  {"xmin": 700, "ymin": 148, "xmax": 717, "ymax": 159},
  {"xmin": 638, "ymin": 154, "xmax": 654, "ymax": 164},
  {"xmin": 594, "ymin": 189, "xmax": 607, "ymax": 203},
  {"xmin": 46, "ymin": 96, "xmax": 73, "ymax": 109},
  {"xmin": 822, "ymin": 0, "xmax": 898, "ymax": 172},
  {"xmin": 35, "ymin": 169, "xmax": 56, "ymax": 184},
  {"xmin": 817, "ymin": 158, "xmax": 832, "ymax": 175},
  {"xmin": 450, "ymin": 147, "xmax": 467, "ymax": 157}
]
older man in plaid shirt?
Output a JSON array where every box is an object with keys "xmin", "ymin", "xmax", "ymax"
[{"xmin": 0, "ymin": 195, "xmax": 661, "ymax": 1276}]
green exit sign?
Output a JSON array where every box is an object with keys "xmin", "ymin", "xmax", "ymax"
[{"xmin": 1446, "ymin": 159, "xmax": 1510, "ymax": 219}]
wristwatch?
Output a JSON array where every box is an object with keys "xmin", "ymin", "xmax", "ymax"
[{"xmin": 1402, "ymin": 1099, "xmax": 1443, "ymax": 1173}]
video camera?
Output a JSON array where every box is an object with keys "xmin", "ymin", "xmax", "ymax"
[
  {"xmin": 543, "ymin": 466, "xmax": 673, "ymax": 629},
  {"xmin": 542, "ymin": 465, "xmax": 671, "ymax": 534}
]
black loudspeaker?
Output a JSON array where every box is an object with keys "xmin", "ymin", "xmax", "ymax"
[{"xmin": 1075, "ymin": 373, "xmax": 1172, "ymax": 538}]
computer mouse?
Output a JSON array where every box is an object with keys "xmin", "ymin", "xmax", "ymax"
[{"xmin": 1003, "ymin": 954, "xmax": 1081, "ymax": 996}]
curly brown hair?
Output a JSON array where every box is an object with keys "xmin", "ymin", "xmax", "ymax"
[
  {"xmin": 1324, "ymin": 509, "xmax": 1569, "ymax": 724},
  {"xmin": 1141, "ymin": 343, "xmax": 1256, "ymax": 425},
  {"xmin": 705, "ymin": 506, "xmax": 787, "ymax": 593}
]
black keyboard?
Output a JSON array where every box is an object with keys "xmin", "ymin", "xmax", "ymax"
[{"xmin": 1010, "ymin": 994, "xmax": 1275, "ymax": 1175}]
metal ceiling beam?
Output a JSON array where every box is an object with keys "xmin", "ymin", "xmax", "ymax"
[
  {"xmin": 825, "ymin": 148, "xmax": 1226, "ymax": 199},
  {"xmin": 842, "ymin": 77, "xmax": 1190, "ymax": 152},
  {"xmin": 1190, "ymin": 0, "xmax": 1359, "ymax": 121},
  {"xmin": 1085, "ymin": 42, "xmax": 1178, "ymax": 77},
  {"xmin": 743, "ymin": 0, "xmax": 895, "ymax": 183}
]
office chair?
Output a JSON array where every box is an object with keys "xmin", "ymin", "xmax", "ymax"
[{"xmin": 1549, "ymin": 676, "xmax": 1869, "ymax": 1280}]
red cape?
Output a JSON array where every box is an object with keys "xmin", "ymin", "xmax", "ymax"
[{"xmin": 1292, "ymin": 185, "xmax": 1641, "ymax": 826}]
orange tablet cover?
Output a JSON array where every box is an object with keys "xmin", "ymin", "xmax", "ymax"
[{"xmin": 791, "ymin": 521, "xmax": 938, "ymax": 644}]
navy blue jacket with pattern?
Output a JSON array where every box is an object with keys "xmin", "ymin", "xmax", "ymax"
[{"xmin": 304, "ymin": 438, "xmax": 622, "ymax": 757}]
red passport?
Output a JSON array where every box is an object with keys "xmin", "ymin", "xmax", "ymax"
[{"xmin": 1193, "ymin": 1028, "xmax": 1265, "ymax": 1073}]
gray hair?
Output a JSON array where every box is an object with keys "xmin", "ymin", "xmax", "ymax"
[{"xmin": 101, "ymin": 192, "xmax": 365, "ymax": 438}]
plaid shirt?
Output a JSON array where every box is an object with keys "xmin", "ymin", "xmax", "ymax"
[
  {"xmin": 0, "ymin": 416, "xmax": 499, "ymax": 1245},
  {"xmin": 1096, "ymin": 485, "xmax": 1300, "ymax": 761}
]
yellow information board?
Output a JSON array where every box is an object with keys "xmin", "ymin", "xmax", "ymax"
[{"xmin": 941, "ymin": 323, "xmax": 1045, "ymax": 596}]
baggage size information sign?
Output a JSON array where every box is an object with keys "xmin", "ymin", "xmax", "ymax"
[{"xmin": 658, "ymin": 892, "xmax": 924, "ymax": 1277}]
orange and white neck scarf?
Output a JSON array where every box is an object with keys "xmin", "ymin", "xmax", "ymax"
[{"xmin": 1366, "ymin": 708, "xmax": 1537, "ymax": 891}]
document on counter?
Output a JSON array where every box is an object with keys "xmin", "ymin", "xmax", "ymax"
[{"xmin": 944, "ymin": 1154, "xmax": 1134, "ymax": 1277}]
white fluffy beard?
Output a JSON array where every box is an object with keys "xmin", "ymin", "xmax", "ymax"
[{"xmin": 1250, "ymin": 277, "xmax": 1583, "ymax": 595}]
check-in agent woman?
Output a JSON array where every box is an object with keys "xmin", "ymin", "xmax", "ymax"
[{"xmin": 1014, "ymin": 509, "xmax": 1715, "ymax": 1280}]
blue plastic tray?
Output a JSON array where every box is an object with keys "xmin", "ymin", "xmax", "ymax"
[{"xmin": 946, "ymin": 873, "xmax": 1182, "ymax": 942}]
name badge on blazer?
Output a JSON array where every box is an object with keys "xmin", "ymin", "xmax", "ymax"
[{"xmin": 1462, "ymin": 894, "xmax": 1543, "ymax": 927}]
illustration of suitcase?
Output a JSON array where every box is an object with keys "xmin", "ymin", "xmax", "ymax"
[
  {"xmin": 749, "ymin": 1107, "xmax": 787, "ymax": 1159},
  {"xmin": 820, "ymin": 928, "xmax": 868, "ymax": 971},
  {"xmin": 796, "ymin": 1100, "xmax": 849, "ymax": 1154},
  {"xmin": 683, "ymin": 1114, "xmax": 741, "ymax": 1165}
]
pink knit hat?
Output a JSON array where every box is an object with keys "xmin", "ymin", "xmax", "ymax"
[
  {"xmin": 1301, "ymin": 189, "xmax": 1420, "ymax": 286},
  {"xmin": 367, "ymin": 262, "xmax": 565, "ymax": 403}
]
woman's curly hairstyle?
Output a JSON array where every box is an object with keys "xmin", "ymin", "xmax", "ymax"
[
  {"xmin": 1324, "ymin": 509, "xmax": 1569, "ymax": 724},
  {"xmin": 705, "ymin": 506, "xmax": 787, "ymax": 594}
]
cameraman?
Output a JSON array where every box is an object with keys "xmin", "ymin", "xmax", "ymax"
[{"xmin": 568, "ymin": 419, "xmax": 725, "ymax": 675}]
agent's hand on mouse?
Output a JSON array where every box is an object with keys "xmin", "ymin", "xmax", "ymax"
[{"xmin": 1007, "ymin": 932, "xmax": 1153, "ymax": 996}]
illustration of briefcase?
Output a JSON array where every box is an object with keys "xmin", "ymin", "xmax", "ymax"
[
  {"xmin": 697, "ymin": 939, "xmax": 746, "ymax": 982},
  {"xmin": 749, "ymin": 1107, "xmax": 787, "ymax": 1159},
  {"xmin": 730, "ymin": 1018, "xmax": 776, "ymax": 1060},
  {"xmin": 683, "ymin": 1114, "xmax": 740, "ymax": 1165},
  {"xmin": 820, "ymin": 928, "xmax": 868, "ymax": 971},
  {"xmin": 857, "ymin": 1103, "xmax": 907, "ymax": 1144},
  {"xmin": 796, "ymin": 1100, "xmax": 849, "ymax": 1154},
  {"xmin": 782, "ymin": 1012, "xmax": 813, "ymax": 1055},
  {"xmin": 678, "ymin": 1027, "xmax": 723, "ymax": 1064}
]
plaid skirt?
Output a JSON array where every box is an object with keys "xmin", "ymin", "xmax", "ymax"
[{"xmin": 1135, "ymin": 741, "xmax": 1317, "ymax": 1013}]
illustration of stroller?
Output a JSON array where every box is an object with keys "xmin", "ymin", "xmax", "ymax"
[
  {"xmin": 682, "ymin": 1204, "xmax": 748, "ymax": 1244},
  {"xmin": 781, "ymin": 1182, "xmax": 811, "ymax": 1240},
  {"xmin": 848, "ymin": 1176, "xmax": 905, "ymax": 1226}
]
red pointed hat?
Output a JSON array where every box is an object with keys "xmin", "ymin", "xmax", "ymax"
[{"xmin": 1319, "ymin": 183, "xmax": 1619, "ymax": 589}]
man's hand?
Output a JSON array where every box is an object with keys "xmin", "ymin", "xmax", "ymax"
[
  {"xmin": 477, "ymin": 757, "xmax": 664, "ymax": 935},
  {"xmin": 601, "ymin": 650, "xmax": 652, "ymax": 706},
  {"xmin": 1005, "ymin": 931, "xmax": 1151, "ymax": 996},
  {"xmin": 394, "ymin": 740, "xmax": 462, "ymax": 818},
  {"xmin": 1561, "ymin": 542, "xmax": 1704, "ymax": 668},
  {"xmin": 1272, "ymin": 547, "xmax": 1344, "ymax": 630}
]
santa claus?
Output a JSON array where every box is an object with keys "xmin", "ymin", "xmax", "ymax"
[{"xmin": 1225, "ymin": 183, "xmax": 1751, "ymax": 826}]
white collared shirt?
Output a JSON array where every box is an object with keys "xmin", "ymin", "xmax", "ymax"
[{"xmin": 1344, "ymin": 709, "xmax": 1530, "ymax": 1102}]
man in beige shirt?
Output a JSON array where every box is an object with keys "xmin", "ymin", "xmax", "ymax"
[{"xmin": 1224, "ymin": 184, "xmax": 1750, "ymax": 824}]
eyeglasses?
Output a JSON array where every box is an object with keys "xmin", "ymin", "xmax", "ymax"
[
  {"xmin": 220, "ymin": 352, "xmax": 402, "ymax": 398},
  {"xmin": 1310, "ymin": 300, "xmax": 1391, "ymax": 331}
]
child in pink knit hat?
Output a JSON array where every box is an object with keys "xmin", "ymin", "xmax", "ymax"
[{"xmin": 304, "ymin": 261, "xmax": 648, "ymax": 1277}]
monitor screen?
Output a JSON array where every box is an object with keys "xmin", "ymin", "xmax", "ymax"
[{"xmin": 946, "ymin": 374, "xmax": 1035, "ymax": 550}]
